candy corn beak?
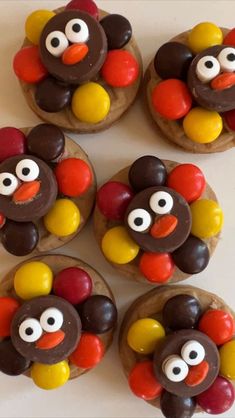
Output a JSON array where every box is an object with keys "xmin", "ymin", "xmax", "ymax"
[
  {"xmin": 62, "ymin": 43, "xmax": 89, "ymax": 65},
  {"xmin": 185, "ymin": 361, "xmax": 209, "ymax": 387},
  {"xmin": 36, "ymin": 330, "xmax": 65, "ymax": 350},
  {"xmin": 211, "ymin": 72, "xmax": 235, "ymax": 90},
  {"xmin": 150, "ymin": 215, "xmax": 178, "ymax": 238},
  {"xmin": 13, "ymin": 181, "xmax": 41, "ymax": 203}
]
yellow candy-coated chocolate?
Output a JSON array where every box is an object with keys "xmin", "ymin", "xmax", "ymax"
[
  {"xmin": 183, "ymin": 107, "xmax": 223, "ymax": 144},
  {"xmin": 44, "ymin": 199, "xmax": 80, "ymax": 237},
  {"xmin": 190, "ymin": 199, "xmax": 224, "ymax": 239},
  {"xmin": 72, "ymin": 82, "xmax": 110, "ymax": 123},
  {"xmin": 101, "ymin": 226, "xmax": 139, "ymax": 264},
  {"xmin": 25, "ymin": 10, "xmax": 55, "ymax": 45},
  {"xmin": 14, "ymin": 261, "xmax": 53, "ymax": 300},
  {"xmin": 219, "ymin": 340, "xmax": 235, "ymax": 379},
  {"xmin": 31, "ymin": 361, "xmax": 70, "ymax": 390},
  {"xmin": 188, "ymin": 22, "xmax": 223, "ymax": 54},
  {"xmin": 127, "ymin": 318, "xmax": 165, "ymax": 354}
]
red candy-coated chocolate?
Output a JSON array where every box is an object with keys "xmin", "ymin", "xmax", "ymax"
[
  {"xmin": 139, "ymin": 252, "xmax": 175, "ymax": 283},
  {"xmin": 69, "ymin": 332, "xmax": 104, "ymax": 368},
  {"xmin": 97, "ymin": 181, "xmax": 134, "ymax": 221},
  {"xmin": 0, "ymin": 127, "xmax": 26, "ymax": 163},
  {"xmin": 13, "ymin": 46, "xmax": 48, "ymax": 84},
  {"xmin": 224, "ymin": 109, "xmax": 235, "ymax": 131},
  {"xmin": 101, "ymin": 50, "xmax": 139, "ymax": 87},
  {"xmin": 199, "ymin": 309, "xmax": 235, "ymax": 345},
  {"xmin": 167, "ymin": 164, "xmax": 206, "ymax": 203},
  {"xmin": 128, "ymin": 361, "xmax": 163, "ymax": 400},
  {"xmin": 197, "ymin": 376, "xmax": 235, "ymax": 414},
  {"xmin": 223, "ymin": 28, "xmax": 235, "ymax": 46},
  {"xmin": 55, "ymin": 158, "xmax": 92, "ymax": 197},
  {"xmin": 0, "ymin": 297, "xmax": 20, "ymax": 337},
  {"xmin": 0, "ymin": 213, "xmax": 6, "ymax": 228},
  {"xmin": 65, "ymin": 0, "xmax": 99, "ymax": 19},
  {"xmin": 152, "ymin": 79, "xmax": 192, "ymax": 120},
  {"xmin": 53, "ymin": 267, "xmax": 92, "ymax": 305}
]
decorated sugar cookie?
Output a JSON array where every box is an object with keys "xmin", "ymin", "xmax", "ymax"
[
  {"xmin": 119, "ymin": 285, "xmax": 235, "ymax": 417},
  {"xmin": 0, "ymin": 254, "xmax": 117, "ymax": 389},
  {"xmin": 0, "ymin": 124, "xmax": 96, "ymax": 256},
  {"xmin": 94, "ymin": 156, "xmax": 223, "ymax": 285},
  {"xmin": 145, "ymin": 22, "xmax": 235, "ymax": 153},
  {"xmin": 13, "ymin": 0, "xmax": 142, "ymax": 133}
]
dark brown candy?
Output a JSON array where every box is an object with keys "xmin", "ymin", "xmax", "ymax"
[
  {"xmin": 128, "ymin": 156, "xmax": 167, "ymax": 192},
  {"xmin": 78, "ymin": 295, "xmax": 117, "ymax": 334},
  {"xmin": 172, "ymin": 235, "xmax": 210, "ymax": 274},
  {"xmin": 35, "ymin": 77, "xmax": 72, "ymax": 113},
  {"xmin": 11, "ymin": 295, "xmax": 81, "ymax": 365},
  {"xmin": 27, "ymin": 124, "xmax": 65, "ymax": 161},
  {"xmin": 1, "ymin": 221, "xmax": 39, "ymax": 256},
  {"xmin": 163, "ymin": 294, "xmax": 202, "ymax": 330},
  {"xmin": 100, "ymin": 14, "xmax": 132, "ymax": 50},
  {"xmin": 160, "ymin": 391, "xmax": 196, "ymax": 418},
  {"xmin": 0, "ymin": 339, "xmax": 31, "ymax": 376},
  {"xmin": 154, "ymin": 42, "xmax": 193, "ymax": 80}
]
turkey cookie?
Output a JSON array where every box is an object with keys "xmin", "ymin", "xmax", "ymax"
[
  {"xmin": 119, "ymin": 285, "xmax": 235, "ymax": 417},
  {"xmin": 0, "ymin": 254, "xmax": 117, "ymax": 389},
  {"xmin": 0, "ymin": 124, "xmax": 96, "ymax": 256},
  {"xmin": 145, "ymin": 22, "xmax": 235, "ymax": 153},
  {"xmin": 94, "ymin": 156, "xmax": 223, "ymax": 285},
  {"xmin": 13, "ymin": 0, "xmax": 142, "ymax": 133}
]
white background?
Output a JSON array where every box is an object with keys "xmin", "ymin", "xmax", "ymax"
[{"xmin": 0, "ymin": 0, "xmax": 235, "ymax": 417}]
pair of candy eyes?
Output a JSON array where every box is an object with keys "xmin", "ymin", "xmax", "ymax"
[
  {"xmin": 46, "ymin": 18, "xmax": 89, "ymax": 57},
  {"xmin": 0, "ymin": 159, "xmax": 40, "ymax": 196},
  {"xmin": 19, "ymin": 308, "xmax": 64, "ymax": 343},
  {"xmin": 128, "ymin": 191, "xmax": 173, "ymax": 232},
  {"xmin": 196, "ymin": 47, "xmax": 235, "ymax": 82},
  {"xmin": 163, "ymin": 340, "xmax": 205, "ymax": 383}
]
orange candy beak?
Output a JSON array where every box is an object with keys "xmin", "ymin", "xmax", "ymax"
[
  {"xmin": 211, "ymin": 72, "xmax": 235, "ymax": 90},
  {"xmin": 36, "ymin": 330, "xmax": 65, "ymax": 350},
  {"xmin": 13, "ymin": 181, "xmax": 41, "ymax": 203},
  {"xmin": 185, "ymin": 360, "xmax": 209, "ymax": 387},
  {"xmin": 150, "ymin": 215, "xmax": 178, "ymax": 239},
  {"xmin": 62, "ymin": 43, "xmax": 89, "ymax": 65}
]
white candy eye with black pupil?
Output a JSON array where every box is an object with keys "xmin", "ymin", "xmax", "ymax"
[
  {"xmin": 149, "ymin": 191, "xmax": 173, "ymax": 215},
  {"xmin": 40, "ymin": 308, "xmax": 63, "ymax": 333},
  {"xmin": 0, "ymin": 172, "xmax": 18, "ymax": 196},
  {"xmin": 19, "ymin": 318, "xmax": 42, "ymax": 343},
  {"xmin": 196, "ymin": 55, "xmax": 220, "ymax": 82},
  {"xmin": 181, "ymin": 340, "xmax": 205, "ymax": 366},
  {"xmin": 15, "ymin": 159, "xmax": 39, "ymax": 182},
  {"xmin": 127, "ymin": 208, "xmax": 152, "ymax": 232},
  {"xmin": 163, "ymin": 354, "xmax": 189, "ymax": 382},
  {"xmin": 46, "ymin": 31, "xmax": 69, "ymax": 57},
  {"xmin": 218, "ymin": 47, "xmax": 235, "ymax": 72},
  {"xmin": 65, "ymin": 19, "xmax": 89, "ymax": 44}
]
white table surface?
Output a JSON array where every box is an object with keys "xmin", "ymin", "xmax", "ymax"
[{"xmin": 0, "ymin": 1, "xmax": 235, "ymax": 417}]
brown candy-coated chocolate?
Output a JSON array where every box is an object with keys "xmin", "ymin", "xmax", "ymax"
[
  {"xmin": 35, "ymin": 77, "xmax": 72, "ymax": 113},
  {"xmin": 27, "ymin": 124, "xmax": 65, "ymax": 161},
  {"xmin": 154, "ymin": 42, "xmax": 193, "ymax": 80},
  {"xmin": 160, "ymin": 391, "xmax": 196, "ymax": 418},
  {"xmin": 188, "ymin": 45, "xmax": 235, "ymax": 112},
  {"xmin": 40, "ymin": 10, "xmax": 107, "ymax": 84},
  {"xmin": 128, "ymin": 156, "xmax": 167, "ymax": 192},
  {"xmin": 11, "ymin": 295, "xmax": 81, "ymax": 365},
  {"xmin": 0, "ymin": 339, "xmax": 31, "ymax": 376},
  {"xmin": 154, "ymin": 329, "xmax": 219, "ymax": 397},
  {"xmin": 100, "ymin": 14, "xmax": 132, "ymax": 50},
  {"xmin": 1, "ymin": 221, "xmax": 39, "ymax": 256},
  {"xmin": 78, "ymin": 295, "xmax": 117, "ymax": 334},
  {"xmin": 163, "ymin": 294, "xmax": 202, "ymax": 330},
  {"xmin": 172, "ymin": 235, "xmax": 210, "ymax": 274}
]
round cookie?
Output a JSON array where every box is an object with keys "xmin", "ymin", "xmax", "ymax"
[
  {"xmin": 13, "ymin": 1, "xmax": 142, "ymax": 133},
  {"xmin": 119, "ymin": 285, "xmax": 235, "ymax": 417},
  {"xmin": 0, "ymin": 254, "xmax": 117, "ymax": 388},
  {"xmin": 145, "ymin": 23, "xmax": 235, "ymax": 153},
  {"xmin": 0, "ymin": 124, "xmax": 96, "ymax": 256},
  {"xmin": 94, "ymin": 156, "xmax": 223, "ymax": 285}
]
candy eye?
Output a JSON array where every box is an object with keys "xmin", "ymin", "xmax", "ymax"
[
  {"xmin": 40, "ymin": 308, "xmax": 63, "ymax": 333},
  {"xmin": 19, "ymin": 318, "xmax": 42, "ymax": 343},
  {"xmin": 149, "ymin": 191, "xmax": 173, "ymax": 215},
  {"xmin": 217, "ymin": 47, "xmax": 235, "ymax": 72},
  {"xmin": 65, "ymin": 19, "xmax": 89, "ymax": 44},
  {"xmin": 181, "ymin": 340, "xmax": 205, "ymax": 366},
  {"xmin": 16, "ymin": 159, "xmax": 39, "ymax": 182},
  {"xmin": 127, "ymin": 208, "xmax": 152, "ymax": 232},
  {"xmin": 196, "ymin": 55, "xmax": 220, "ymax": 82},
  {"xmin": 0, "ymin": 172, "xmax": 18, "ymax": 196},
  {"xmin": 163, "ymin": 355, "xmax": 189, "ymax": 382},
  {"xmin": 46, "ymin": 31, "xmax": 69, "ymax": 57}
]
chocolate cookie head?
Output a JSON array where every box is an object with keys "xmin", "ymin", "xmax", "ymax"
[
  {"xmin": 11, "ymin": 295, "xmax": 81, "ymax": 364},
  {"xmin": 124, "ymin": 186, "xmax": 192, "ymax": 253},
  {"xmin": 188, "ymin": 45, "xmax": 235, "ymax": 112},
  {"xmin": 154, "ymin": 329, "xmax": 219, "ymax": 397},
  {"xmin": 39, "ymin": 10, "xmax": 107, "ymax": 84},
  {"xmin": 0, "ymin": 154, "xmax": 58, "ymax": 222}
]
